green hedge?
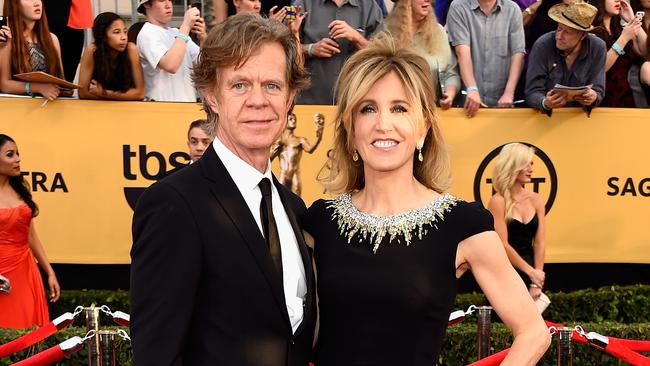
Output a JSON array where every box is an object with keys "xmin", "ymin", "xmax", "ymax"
[
  {"xmin": 450, "ymin": 285, "xmax": 650, "ymax": 324},
  {"xmin": 49, "ymin": 285, "xmax": 650, "ymax": 324},
  {"xmin": 2, "ymin": 323, "xmax": 648, "ymax": 365}
]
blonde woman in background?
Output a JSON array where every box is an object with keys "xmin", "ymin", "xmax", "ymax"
[
  {"xmin": 384, "ymin": 0, "xmax": 460, "ymax": 108},
  {"xmin": 488, "ymin": 143, "xmax": 547, "ymax": 301}
]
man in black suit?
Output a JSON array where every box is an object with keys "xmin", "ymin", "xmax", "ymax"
[{"xmin": 130, "ymin": 13, "xmax": 315, "ymax": 366}]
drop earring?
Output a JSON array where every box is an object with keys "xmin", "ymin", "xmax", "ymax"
[
  {"xmin": 417, "ymin": 146, "xmax": 423, "ymax": 162},
  {"xmin": 352, "ymin": 150, "xmax": 359, "ymax": 162}
]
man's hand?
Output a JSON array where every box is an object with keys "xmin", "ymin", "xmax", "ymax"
[
  {"xmin": 440, "ymin": 86, "xmax": 457, "ymax": 110},
  {"xmin": 463, "ymin": 89, "xmax": 482, "ymax": 118},
  {"xmin": 311, "ymin": 38, "xmax": 340, "ymax": 58},
  {"xmin": 328, "ymin": 20, "xmax": 362, "ymax": 45},
  {"xmin": 543, "ymin": 89, "xmax": 566, "ymax": 109},
  {"xmin": 180, "ymin": 7, "xmax": 200, "ymax": 35},
  {"xmin": 497, "ymin": 90, "xmax": 515, "ymax": 108},
  {"xmin": 192, "ymin": 17, "xmax": 208, "ymax": 43},
  {"xmin": 575, "ymin": 88, "xmax": 598, "ymax": 106}
]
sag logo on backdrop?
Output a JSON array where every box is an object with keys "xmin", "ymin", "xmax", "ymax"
[
  {"xmin": 473, "ymin": 143, "xmax": 558, "ymax": 214},
  {"xmin": 122, "ymin": 145, "xmax": 190, "ymax": 210}
]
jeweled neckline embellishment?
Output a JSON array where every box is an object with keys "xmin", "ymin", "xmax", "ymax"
[{"xmin": 330, "ymin": 192, "xmax": 460, "ymax": 253}]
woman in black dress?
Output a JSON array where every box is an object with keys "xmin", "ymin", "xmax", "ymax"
[
  {"xmin": 303, "ymin": 33, "xmax": 550, "ymax": 366},
  {"xmin": 487, "ymin": 143, "xmax": 547, "ymax": 301}
]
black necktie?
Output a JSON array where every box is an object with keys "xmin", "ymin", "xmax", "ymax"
[{"xmin": 259, "ymin": 178, "xmax": 283, "ymax": 275}]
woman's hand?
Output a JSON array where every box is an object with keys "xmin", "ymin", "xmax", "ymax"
[
  {"xmin": 89, "ymin": 79, "xmax": 106, "ymax": 97},
  {"xmin": 620, "ymin": 0, "xmax": 635, "ymax": 23},
  {"xmin": 47, "ymin": 273, "xmax": 60, "ymax": 302},
  {"xmin": 527, "ymin": 268, "xmax": 545, "ymax": 287},
  {"xmin": 33, "ymin": 83, "xmax": 61, "ymax": 100},
  {"xmin": 288, "ymin": 7, "xmax": 307, "ymax": 40},
  {"xmin": 0, "ymin": 25, "xmax": 12, "ymax": 48},
  {"xmin": 269, "ymin": 5, "xmax": 287, "ymax": 22},
  {"xmin": 529, "ymin": 285, "xmax": 542, "ymax": 300}
]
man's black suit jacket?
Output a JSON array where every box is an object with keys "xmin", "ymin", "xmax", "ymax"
[{"xmin": 130, "ymin": 143, "xmax": 316, "ymax": 366}]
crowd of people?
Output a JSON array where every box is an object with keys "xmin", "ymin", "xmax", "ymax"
[{"xmin": 1, "ymin": 0, "xmax": 649, "ymax": 110}]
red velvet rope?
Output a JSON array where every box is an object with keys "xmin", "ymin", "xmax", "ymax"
[
  {"xmin": 605, "ymin": 341, "xmax": 650, "ymax": 366},
  {"xmin": 465, "ymin": 348, "xmax": 510, "ymax": 366},
  {"xmin": 10, "ymin": 345, "xmax": 65, "ymax": 366},
  {"xmin": 610, "ymin": 337, "xmax": 650, "ymax": 353},
  {"xmin": 0, "ymin": 322, "xmax": 57, "ymax": 357}
]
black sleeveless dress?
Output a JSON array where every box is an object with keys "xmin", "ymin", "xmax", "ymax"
[
  {"xmin": 303, "ymin": 194, "xmax": 494, "ymax": 366},
  {"xmin": 506, "ymin": 214, "xmax": 539, "ymax": 285}
]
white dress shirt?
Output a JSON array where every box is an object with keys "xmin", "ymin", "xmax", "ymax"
[{"xmin": 212, "ymin": 137, "xmax": 307, "ymax": 333}]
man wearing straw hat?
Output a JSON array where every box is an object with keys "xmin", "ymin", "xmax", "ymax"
[{"xmin": 524, "ymin": 0, "xmax": 606, "ymax": 115}]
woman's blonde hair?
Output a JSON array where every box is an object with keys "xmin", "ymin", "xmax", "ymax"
[
  {"xmin": 383, "ymin": 0, "xmax": 445, "ymax": 56},
  {"xmin": 318, "ymin": 32, "xmax": 451, "ymax": 194},
  {"xmin": 491, "ymin": 143, "xmax": 535, "ymax": 220}
]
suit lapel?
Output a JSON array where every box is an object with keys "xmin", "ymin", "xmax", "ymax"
[
  {"xmin": 199, "ymin": 145, "xmax": 291, "ymax": 328},
  {"xmin": 273, "ymin": 177, "xmax": 315, "ymax": 337}
]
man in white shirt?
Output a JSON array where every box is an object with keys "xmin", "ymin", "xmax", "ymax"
[
  {"xmin": 136, "ymin": 0, "xmax": 207, "ymax": 102},
  {"xmin": 130, "ymin": 13, "xmax": 316, "ymax": 366}
]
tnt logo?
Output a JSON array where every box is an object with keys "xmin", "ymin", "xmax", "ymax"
[{"xmin": 473, "ymin": 143, "xmax": 558, "ymax": 214}]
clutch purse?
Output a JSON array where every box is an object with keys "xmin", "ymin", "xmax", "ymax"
[{"xmin": 535, "ymin": 292, "xmax": 551, "ymax": 314}]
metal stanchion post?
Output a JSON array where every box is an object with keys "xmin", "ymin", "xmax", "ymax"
[
  {"xmin": 98, "ymin": 330, "xmax": 118, "ymax": 366},
  {"xmin": 477, "ymin": 305, "xmax": 493, "ymax": 360},
  {"xmin": 84, "ymin": 306, "xmax": 101, "ymax": 366},
  {"xmin": 557, "ymin": 327, "xmax": 573, "ymax": 366}
]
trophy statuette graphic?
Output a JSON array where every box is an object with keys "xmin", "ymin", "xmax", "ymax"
[{"xmin": 271, "ymin": 113, "xmax": 325, "ymax": 196}]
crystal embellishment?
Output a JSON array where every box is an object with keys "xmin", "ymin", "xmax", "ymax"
[{"xmin": 330, "ymin": 193, "xmax": 461, "ymax": 253}]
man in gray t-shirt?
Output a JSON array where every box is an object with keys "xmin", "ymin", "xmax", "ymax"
[
  {"xmin": 294, "ymin": 0, "xmax": 383, "ymax": 105},
  {"xmin": 447, "ymin": 0, "xmax": 525, "ymax": 117}
]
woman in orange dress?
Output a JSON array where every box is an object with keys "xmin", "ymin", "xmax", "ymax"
[{"xmin": 0, "ymin": 134, "xmax": 60, "ymax": 329}]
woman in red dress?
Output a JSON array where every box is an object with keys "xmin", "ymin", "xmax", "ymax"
[{"xmin": 0, "ymin": 134, "xmax": 60, "ymax": 329}]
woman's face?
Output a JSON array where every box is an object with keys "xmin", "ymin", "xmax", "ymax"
[
  {"xmin": 411, "ymin": 0, "xmax": 431, "ymax": 22},
  {"xmin": 234, "ymin": 0, "xmax": 261, "ymax": 14},
  {"xmin": 0, "ymin": 141, "xmax": 21, "ymax": 178},
  {"xmin": 106, "ymin": 19, "xmax": 128, "ymax": 52},
  {"xmin": 353, "ymin": 71, "xmax": 424, "ymax": 177},
  {"xmin": 20, "ymin": 0, "xmax": 43, "ymax": 22},
  {"xmin": 604, "ymin": 0, "xmax": 621, "ymax": 16},
  {"xmin": 515, "ymin": 161, "xmax": 533, "ymax": 184}
]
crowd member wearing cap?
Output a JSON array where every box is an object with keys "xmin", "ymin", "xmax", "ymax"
[
  {"xmin": 446, "ymin": 0, "xmax": 526, "ymax": 117},
  {"xmin": 589, "ymin": 0, "xmax": 647, "ymax": 107},
  {"xmin": 136, "ymin": 0, "xmax": 207, "ymax": 102},
  {"xmin": 384, "ymin": 0, "xmax": 460, "ymax": 109},
  {"xmin": 525, "ymin": 0, "xmax": 606, "ymax": 115}
]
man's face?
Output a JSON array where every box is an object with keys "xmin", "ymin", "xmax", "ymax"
[
  {"xmin": 187, "ymin": 127, "xmax": 213, "ymax": 162},
  {"xmin": 555, "ymin": 23, "xmax": 584, "ymax": 51},
  {"xmin": 205, "ymin": 42, "xmax": 295, "ymax": 164},
  {"xmin": 144, "ymin": 0, "xmax": 173, "ymax": 26}
]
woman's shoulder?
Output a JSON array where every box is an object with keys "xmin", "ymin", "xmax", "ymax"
[
  {"xmin": 444, "ymin": 196, "xmax": 495, "ymax": 240},
  {"xmin": 303, "ymin": 197, "xmax": 338, "ymax": 235}
]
